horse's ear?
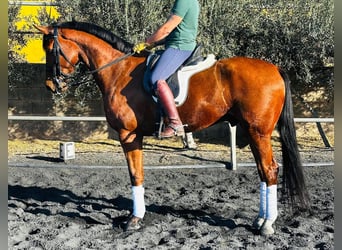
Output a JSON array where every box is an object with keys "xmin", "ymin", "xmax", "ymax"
[{"xmin": 33, "ymin": 24, "xmax": 52, "ymax": 35}]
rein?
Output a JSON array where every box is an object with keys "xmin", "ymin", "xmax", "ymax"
[{"xmin": 87, "ymin": 52, "xmax": 135, "ymax": 74}]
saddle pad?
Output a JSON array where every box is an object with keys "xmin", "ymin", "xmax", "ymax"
[
  {"xmin": 151, "ymin": 54, "xmax": 217, "ymax": 106},
  {"xmin": 174, "ymin": 54, "xmax": 217, "ymax": 106}
]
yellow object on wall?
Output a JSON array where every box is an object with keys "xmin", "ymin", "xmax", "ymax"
[{"xmin": 13, "ymin": 1, "xmax": 60, "ymax": 63}]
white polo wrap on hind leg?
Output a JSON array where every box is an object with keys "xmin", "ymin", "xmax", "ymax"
[
  {"xmin": 132, "ymin": 185, "xmax": 146, "ymax": 218},
  {"xmin": 258, "ymin": 182, "xmax": 267, "ymax": 218},
  {"xmin": 266, "ymin": 184, "xmax": 278, "ymax": 223}
]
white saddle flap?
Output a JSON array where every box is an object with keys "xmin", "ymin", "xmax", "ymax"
[{"xmin": 175, "ymin": 54, "xmax": 217, "ymax": 106}]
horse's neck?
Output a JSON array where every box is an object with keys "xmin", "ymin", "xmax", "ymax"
[
  {"xmin": 66, "ymin": 31, "xmax": 146, "ymax": 99},
  {"xmin": 66, "ymin": 31, "xmax": 130, "ymax": 92},
  {"xmin": 73, "ymin": 34, "xmax": 124, "ymax": 70}
]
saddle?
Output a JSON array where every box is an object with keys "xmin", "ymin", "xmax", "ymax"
[{"xmin": 143, "ymin": 45, "xmax": 217, "ymax": 106}]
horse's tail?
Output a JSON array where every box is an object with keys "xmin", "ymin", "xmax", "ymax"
[{"xmin": 277, "ymin": 69, "xmax": 310, "ymax": 209}]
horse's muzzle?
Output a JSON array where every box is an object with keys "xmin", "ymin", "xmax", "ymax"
[
  {"xmin": 45, "ymin": 79, "xmax": 56, "ymax": 93},
  {"xmin": 45, "ymin": 78, "xmax": 68, "ymax": 93}
]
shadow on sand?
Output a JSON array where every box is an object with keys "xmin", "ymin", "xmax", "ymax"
[{"xmin": 8, "ymin": 184, "xmax": 254, "ymax": 233}]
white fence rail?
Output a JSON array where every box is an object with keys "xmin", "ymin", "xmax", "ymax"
[
  {"xmin": 8, "ymin": 115, "xmax": 107, "ymax": 121},
  {"xmin": 7, "ymin": 115, "xmax": 334, "ymax": 123},
  {"xmin": 8, "ymin": 115, "xmax": 334, "ymax": 170},
  {"xmin": 9, "ymin": 1, "xmax": 59, "ymax": 6}
]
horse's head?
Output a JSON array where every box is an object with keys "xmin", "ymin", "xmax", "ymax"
[{"xmin": 34, "ymin": 24, "xmax": 81, "ymax": 93}]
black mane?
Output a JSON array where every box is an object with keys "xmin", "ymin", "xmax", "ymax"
[{"xmin": 55, "ymin": 21, "xmax": 133, "ymax": 54}]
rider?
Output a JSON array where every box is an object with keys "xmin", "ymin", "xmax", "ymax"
[{"xmin": 134, "ymin": 0, "xmax": 200, "ymax": 138}]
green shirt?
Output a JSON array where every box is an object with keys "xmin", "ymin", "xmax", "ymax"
[{"xmin": 166, "ymin": 0, "xmax": 199, "ymax": 51}]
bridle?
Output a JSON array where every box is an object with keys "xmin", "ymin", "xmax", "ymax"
[
  {"xmin": 48, "ymin": 26, "xmax": 77, "ymax": 90},
  {"xmin": 47, "ymin": 26, "xmax": 135, "ymax": 92}
]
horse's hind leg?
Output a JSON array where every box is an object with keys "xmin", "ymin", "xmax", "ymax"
[{"xmin": 248, "ymin": 130, "xmax": 279, "ymax": 235}]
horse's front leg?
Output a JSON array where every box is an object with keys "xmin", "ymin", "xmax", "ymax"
[{"xmin": 119, "ymin": 132, "xmax": 145, "ymax": 231}]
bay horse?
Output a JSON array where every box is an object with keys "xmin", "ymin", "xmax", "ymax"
[{"xmin": 34, "ymin": 21, "xmax": 309, "ymax": 235}]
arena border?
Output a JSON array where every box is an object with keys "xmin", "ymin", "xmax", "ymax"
[{"xmin": 8, "ymin": 161, "xmax": 334, "ymax": 170}]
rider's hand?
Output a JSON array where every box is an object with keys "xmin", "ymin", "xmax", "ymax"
[{"xmin": 133, "ymin": 42, "xmax": 150, "ymax": 54}]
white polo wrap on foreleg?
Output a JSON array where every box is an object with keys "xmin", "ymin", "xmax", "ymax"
[
  {"xmin": 259, "ymin": 182, "xmax": 267, "ymax": 218},
  {"xmin": 132, "ymin": 185, "xmax": 146, "ymax": 218},
  {"xmin": 266, "ymin": 184, "xmax": 278, "ymax": 223}
]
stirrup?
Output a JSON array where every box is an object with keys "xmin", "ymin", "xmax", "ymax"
[{"xmin": 160, "ymin": 124, "xmax": 187, "ymax": 138}]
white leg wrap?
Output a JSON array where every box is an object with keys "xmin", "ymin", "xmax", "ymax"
[
  {"xmin": 132, "ymin": 185, "xmax": 146, "ymax": 219},
  {"xmin": 259, "ymin": 182, "xmax": 267, "ymax": 218},
  {"xmin": 266, "ymin": 185, "xmax": 278, "ymax": 223}
]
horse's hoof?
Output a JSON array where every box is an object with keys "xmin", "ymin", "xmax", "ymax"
[
  {"xmin": 260, "ymin": 220, "xmax": 275, "ymax": 235},
  {"xmin": 124, "ymin": 216, "xmax": 144, "ymax": 231},
  {"xmin": 252, "ymin": 217, "xmax": 265, "ymax": 230}
]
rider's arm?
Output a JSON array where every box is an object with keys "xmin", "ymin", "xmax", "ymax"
[{"xmin": 146, "ymin": 13, "xmax": 182, "ymax": 45}]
